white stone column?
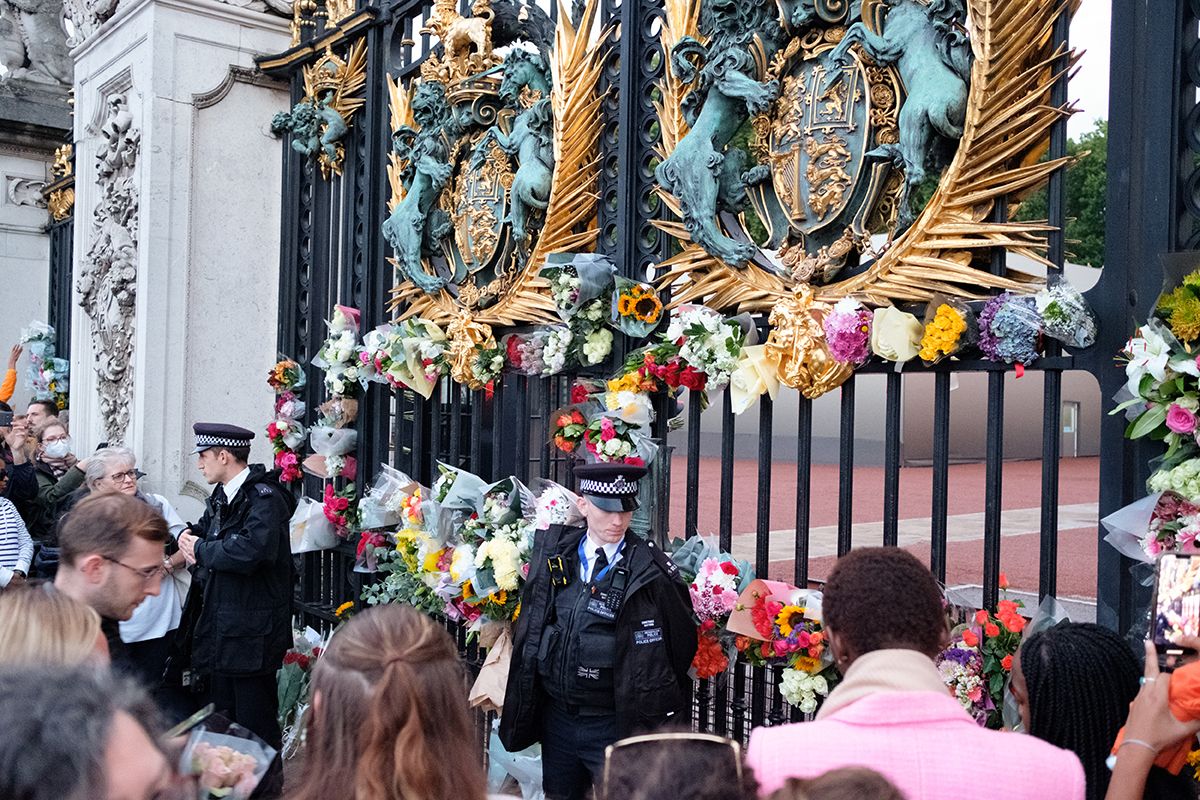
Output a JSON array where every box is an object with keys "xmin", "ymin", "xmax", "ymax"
[{"xmin": 71, "ymin": 0, "xmax": 290, "ymax": 518}]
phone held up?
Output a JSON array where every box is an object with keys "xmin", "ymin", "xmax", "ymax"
[
  {"xmin": 0, "ymin": 410, "xmax": 12, "ymax": 428},
  {"xmin": 1151, "ymin": 552, "xmax": 1200, "ymax": 671}
]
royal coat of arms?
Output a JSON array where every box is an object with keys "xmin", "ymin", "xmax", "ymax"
[{"xmin": 384, "ymin": 0, "xmax": 608, "ymax": 331}]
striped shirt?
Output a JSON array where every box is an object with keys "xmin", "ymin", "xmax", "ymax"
[{"xmin": 0, "ymin": 497, "xmax": 32, "ymax": 586}]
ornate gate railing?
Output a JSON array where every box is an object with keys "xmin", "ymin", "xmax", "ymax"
[{"xmin": 257, "ymin": 0, "xmax": 1191, "ymax": 737}]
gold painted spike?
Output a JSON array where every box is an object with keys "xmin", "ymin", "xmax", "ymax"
[
  {"xmin": 817, "ymin": 0, "xmax": 1079, "ymax": 306},
  {"xmin": 334, "ymin": 39, "xmax": 369, "ymax": 125},
  {"xmin": 654, "ymin": 0, "xmax": 701, "ymax": 156}
]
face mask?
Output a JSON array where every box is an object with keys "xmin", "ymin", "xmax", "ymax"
[{"xmin": 42, "ymin": 439, "xmax": 71, "ymax": 459}]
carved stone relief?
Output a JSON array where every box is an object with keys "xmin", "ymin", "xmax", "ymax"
[
  {"xmin": 6, "ymin": 175, "xmax": 46, "ymax": 206},
  {"xmin": 0, "ymin": 0, "xmax": 71, "ymax": 84},
  {"xmin": 79, "ymin": 91, "xmax": 139, "ymax": 444}
]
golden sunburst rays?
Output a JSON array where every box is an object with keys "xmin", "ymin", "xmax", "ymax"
[
  {"xmin": 385, "ymin": 74, "xmax": 414, "ymax": 215},
  {"xmin": 387, "ymin": 0, "xmax": 608, "ymax": 328},
  {"xmin": 651, "ymin": 0, "xmax": 1081, "ymax": 312}
]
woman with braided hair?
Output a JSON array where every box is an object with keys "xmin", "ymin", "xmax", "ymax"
[
  {"xmin": 1011, "ymin": 622, "xmax": 1194, "ymax": 800},
  {"xmin": 289, "ymin": 604, "xmax": 506, "ymax": 800}
]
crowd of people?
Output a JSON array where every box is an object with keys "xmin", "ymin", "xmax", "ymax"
[{"xmin": 1, "ymin": 392, "xmax": 1199, "ymax": 800}]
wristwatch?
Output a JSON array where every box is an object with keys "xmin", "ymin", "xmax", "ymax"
[{"xmin": 162, "ymin": 556, "xmax": 173, "ymax": 574}]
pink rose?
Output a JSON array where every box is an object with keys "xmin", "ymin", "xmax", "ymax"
[
  {"xmin": 1167, "ymin": 403, "xmax": 1197, "ymax": 434},
  {"xmin": 600, "ymin": 417, "xmax": 616, "ymax": 442}
]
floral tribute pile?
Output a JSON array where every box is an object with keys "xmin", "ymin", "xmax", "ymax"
[
  {"xmin": 668, "ymin": 537, "xmax": 755, "ymax": 680},
  {"xmin": 1105, "ymin": 262, "xmax": 1200, "ymax": 560},
  {"xmin": 19, "ymin": 321, "xmax": 69, "ymax": 409},
  {"xmin": 266, "ymin": 359, "xmax": 306, "ymax": 484},
  {"xmin": 308, "ymin": 307, "xmax": 364, "ymax": 536},
  {"xmin": 935, "ymin": 574, "xmax": 1025, "ymax": 729},
  {"xmin": 355, "ymin": 464, "xmax": 607, "ymax": 632}
]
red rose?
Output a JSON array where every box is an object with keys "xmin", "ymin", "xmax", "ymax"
[
  {"xmin": 570, "ymin": 384, "xmax": 589, "ymax": 404},
  {"xmin": 624, "ymin": 456, "xmax": 645, "ymax": 466},
  {"xmin": 720, "ymin": 561, "xmax": 739, "ymax": 575},
  {"xmin": 974, "ymin": 609, "xmax": 989, "ymax": 625},
  {"xmin": 1001, "ymin": 654, "xmax": 1014, "ymax": 671},
  {"xmin": 1003, "ymin": 614, "xmax": 1026, "ymax": 633},
  {"xmin": 680, "ymin": 366, "xmax": 707, "ymax": 391},
  {"xmin": 962, "ymin": 628, "xmax": 979, "ymax": 647},
  {"xmin": 985, "ymin": 622, "xmax": 1000, "ymax": 638}
]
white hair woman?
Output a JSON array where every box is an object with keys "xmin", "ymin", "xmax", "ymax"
[{"xmin": 83, "ymin": 448, "xmax": 189, "ymax": 701}]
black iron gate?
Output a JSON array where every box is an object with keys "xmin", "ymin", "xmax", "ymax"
[{"xmin": 258, "ymin": 0, "xmax": 1194, "ymax": 736}]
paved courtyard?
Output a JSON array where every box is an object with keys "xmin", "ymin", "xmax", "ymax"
[{"xmin": 666, "ymin": 455, "xmax": 1101, "ymax": 604}]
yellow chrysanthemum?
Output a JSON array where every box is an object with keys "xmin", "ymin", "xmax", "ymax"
[
  {"xmin": 334, "ymin": 600, "xmax": 354, "ymax": 618},
  {"xmin": 1187, "ymin": 748, "xmax": 1200, "ymax": 780},
  {"xmin": 775, "ymin": 604, "xmax": 807, "ymax": 637},
  {"xmin": 1170, "ymin": 296, "xmax": 1200, "ymax": 341}
]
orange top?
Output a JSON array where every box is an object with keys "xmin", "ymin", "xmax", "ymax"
[
  {"xmin": 1112, "ymin": 660, "xmax": 1200, "ymax": 774},
  {"xmin": 0, "ymin": 369, "xmax": 14, "ymax": 404}
]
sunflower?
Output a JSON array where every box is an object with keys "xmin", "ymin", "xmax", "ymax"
[
  {"xmin": 792, "ymin": 655, "xmax": 821, "ymax": 674},
  {"xmin": 775, "ymin": 604, "xmax": 807, "ymax": 637},
  {"xmin": 1170, "ymin": 296, "xmax": 1200, "ymax": 341},
  {"xmin": 618, "ymin": 294, "xmax": 636, "ymax": 316},
  {"xmin": 631, "ymin": 287, "xmax": 663, "ymax": 324}
]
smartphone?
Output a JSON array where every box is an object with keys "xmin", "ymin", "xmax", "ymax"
[
  {"xmin": 1151, "ymin": 552, "xmax": 1200, "ymax": 669},
  {"xmin": 163, "ymin": 703, "xmax": 215, "ymax": 739},
  {"xmin": 0, "ymin": 411, "xmax": 12, "ymax": 427}
]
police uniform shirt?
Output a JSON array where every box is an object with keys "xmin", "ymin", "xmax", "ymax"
[
  {"xmin": 221, "ymin": 466, "xmax": 251, "ymax": 503},
  {"xmin": 580, "ymin": 533, "xmax": 624, "ymax": 583}
]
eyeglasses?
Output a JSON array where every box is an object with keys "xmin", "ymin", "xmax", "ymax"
[
  {"xmin": 106, "ymin": 469, "xmax": 138, "ymax": 483},
  {"xmin": 601, "ymin": 732, "xmax": 743, "ymax": 799},
  {"xmin": 102, "ymin": 555, "xmax": 166, "ymax": 584}
]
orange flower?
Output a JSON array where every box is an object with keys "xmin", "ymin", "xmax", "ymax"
[
  {"xmin": 999, "ymin": 572, "xmax": 1010, "ymax": 590},
  {"xmin": 1003, "ymin": 613, "xmax": 1026, "ymax": 633},
  {"xmin": 997, "ymin": 599, "xmax": 1019, "ymax": 618},
  {"xmin": 692, "ymin": 628, "xmax": 729, "ymax": 679},
  {"xmin": 809, "ymin": 631, "xmax": 823, "ymax": 644},
  {"xmin": 962, "ymin": 628, "xmax": 979, "ymax": 647},
  {"xmin": 1001, "ymin": 654, "xmax": 1014, "ymax": 671},
  {"xmin": 735, "ymin": 635, "xmax": 752, "ymax": 652},
  {"xmin": 985, "ymin": 622, "xmax": 1000, "ymax": 638},
  {"xmin": 975, "ymin": 609, "xmax": 989, "ymax": 625}
]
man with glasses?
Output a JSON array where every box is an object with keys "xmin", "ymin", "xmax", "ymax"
[
  {"xmin": 177, "ymin": 422, "xmax": 296, "ymax": 798},
  {"xmin": 501, "ymin": 463, "xmax": 697, "ymax": 800},
  {"xmin": 53, "ymin": 491, "xmax": 170, "ymax": 670}
]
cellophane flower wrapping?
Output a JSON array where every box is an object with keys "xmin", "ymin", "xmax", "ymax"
[
  {"xmin": 664, "ymin": 305, "xmax": 746, "ymax": 392},
  {"xmin": 823, "ymin": 298, "xmax": 873, "ymax": 365},
  {"xmin": 308, "ymin": 425, "xmax": 357, "ymax": 458},
  {"xmin": 549, "ymin": 403, "xmax": 595, "ymax": 456},
  {"xmin": 180, "ymin": 721, "xmax": 277, "ymax": 800},
  {"xmin": 978, "ymin": 293, "xmax": 1041, "ymax": 365},
  {"xmin": 918, "ymin": 296, "xmax": 976, "ymax": 364},
  {"xmin": 501, "ymin": 331, "xmax": 551, "ymax": 376},
  {"xmin": 541, "ymin": 252, "xmax": 616, "ymax": 320},
  {"xmin": 313, "ymin": 306, "xmax": 365, "ymax": 398},
  {"xmin": 1036, "ymin": 280, "xmax": 1097, "ymax": 349},
  {"xmin": 357, "ymin": 465, "xmax": 421, "ymax": 531},
  {"xmin": 541, "ymin": 326, "xmax": 573, "ymax": 376},
  {"xmin": 277, "ymin": 627, "xmax": 325, "ymax": 759},
  {"xmin": 669, "ymin": 536, "xmax": 756, "ymax": 681},
  {"xmin": 937, "ymin": 592, "xmax": 1026, "ymax": 729},
  {"xmin": 528, "ymin": 478, "xmax": 584, "ymax": 530}
]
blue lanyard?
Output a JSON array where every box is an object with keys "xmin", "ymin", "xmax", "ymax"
[{"xmin": 579, "ymin": 536, "xmax": 624, "ymax": 583}]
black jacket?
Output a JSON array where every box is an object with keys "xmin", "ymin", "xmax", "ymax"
[
  {"xmin": 190, "ymin": 465, "xmax": 296, "ymax": 676},
  {"xmin": 499, "ymin": 525, "xmax": 697, "ymax": 751}
]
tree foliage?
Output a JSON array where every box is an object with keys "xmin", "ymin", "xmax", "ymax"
[{"xmin": 1013, "ymin": 120, "xmax": 1107, "ymax": 267}]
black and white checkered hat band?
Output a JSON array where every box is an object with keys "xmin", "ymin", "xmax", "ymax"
[
  {"xmin": 196, "ymin": 435, "xmax": 247, "ymax": 449},
  {"xmin": 579, "ymin": 477, "xmax": 637, "ymax": 496}
]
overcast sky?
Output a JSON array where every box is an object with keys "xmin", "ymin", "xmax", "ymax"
[{"xmin": 1068, "ymin": 0, "xmax": 1111, "ymax": 136}]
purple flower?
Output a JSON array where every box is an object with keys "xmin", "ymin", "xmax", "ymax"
[{"xmin": 824, "ymin": 301, "xmax": 873, "ymax": 364}]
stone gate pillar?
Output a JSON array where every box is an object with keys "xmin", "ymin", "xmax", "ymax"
[{"xmin": 68, "ymin": 0, "xmax": 291, "ymax": 517}]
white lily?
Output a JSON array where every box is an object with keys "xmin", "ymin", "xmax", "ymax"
[{"xmin": 1125, "ymin": 324, "xmax": 1171, "ymax": 396}]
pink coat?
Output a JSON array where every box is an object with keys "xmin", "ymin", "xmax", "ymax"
[{"xmin": 747, "ymin": 691, "xmax": 1086, "ymax": 800}]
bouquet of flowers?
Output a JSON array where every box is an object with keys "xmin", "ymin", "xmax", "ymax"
[
  {"xmin": 726, "ymin": 580, "xmax": 837, "ymax": 713},
  {"xmin": 528, "ymin": 478, "xmax": 584, "ymax": 529},
  {"xmin": 918, "ymin": 297, "xmax": 975, "ymax": 364},
  {"xmin": 432, "ymin": 462, "xmax": 488, "ymax": 509},
  {"xmin": 541, "ymin": 253, "xmax": 616, "ymax": 320},
  {"xmin": 19, "ymin": 321, "xmax": 69, "ymax": 408},
  {"xmin": 937, "ymin": 582, "xmax": 1025, "ymax": 729},
  {"xmin": 1036, "ymin": 280, "xmax": 1097, "ymax": 349},
  {"xmin": 541, "ymin": 326, "xmax": 574, "ymax": 375},
  {"xmin": 550, "ymin": 404, "xmax": 592, "ymax": 454},
  {"xmin": 935, "ymin": 640, "xmax": 991, "ymax": 725},
  {"xmin": 473, "ymin": 344, "xmax": 505, "ymax": 386},
  {"xmin": 581, "ymin": 414, "xmax": 653, "ymax": 465},
  {"xmin": 611, "ymin": 276, "xmax": 665, "ymax": 337},
  {"xmin": 313, "ymin": 305, "xmax": 365, "ymax": 398},
  {"xmin": 870, "ymin": 306, "xmax": 924, "ymax": 363},
  {"xmin": 1113, "ymin": 319, "xmax": 1200, "ymax": 455},
  {"xmin": 268, "ymin": 359, "xmax": 306, "ymax": 394},
  {"xmin": 277, "ymin": 628, "xmax": 324, "ymax": 758},
  {"xmin": 356, "ymin": 465, "xmax": 422, "ymax": 531},
  {"xmin": 502, "ymin": 331, "xmax": 550, "ymax": 376},
  {"xmin": 179, "ymin": 719, "xmax": 277, "ymax": 800},
  {"xmin": 978, "ymin": 293, "xmax": 1041, "ymax": 365},
  {"xmin": 670, "ymin": 536, "xmax": 756, "ymax": 680},
  {"xmin": 359, "ymin": 319, "xmax": 447, "ymax": 399},
  {"xmin": 571, "ymin": 298, "xmax": 614, "ymax": 366},
  {"xmin": 266, "ymin": 416, "xmax": 305, "ymax": 483},
  {"xmin": 823, "ymin": 299, "xmax": 874, "ymax": 365},
  {"xmin": 322, "ymin": 483, "xmax": 358, "ymax": 537},
  {"xmin": 664, "ymin": 305, "xmax": 746, "ymax": 392},
  {"xmin": 466, "ymin": 518, "xmax": 533, "ymax": 623}
]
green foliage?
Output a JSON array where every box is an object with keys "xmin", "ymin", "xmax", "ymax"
[{"xmin": 1013, "ymin": 119, "xmax": 1107, "ymax": 267}]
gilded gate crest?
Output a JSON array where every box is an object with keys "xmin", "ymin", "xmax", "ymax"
[{"xmin": 384, "ymin": 0, "xmax": 609, "ymax": 334}]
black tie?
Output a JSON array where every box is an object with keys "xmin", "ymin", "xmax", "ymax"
[
  {"xmin": 210, "ymin": 485, "xmax": 227, "ymax": 534},
  {"xmin": 592, "ymin": 547, "xmax": 608, "ymax": 580}
]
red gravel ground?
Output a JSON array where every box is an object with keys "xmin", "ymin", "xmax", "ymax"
[{"xmin": 665, "ymin": 455, "xmax": 1100, "ymax": 600}]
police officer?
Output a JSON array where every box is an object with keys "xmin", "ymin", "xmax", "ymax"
[
  {"xmin": 177, "ymin": 423, "xmax": 295, "ymax": 797},
  {"xmin": 500, "ymin": 463, "xmax": 697, "ymax": 800}
]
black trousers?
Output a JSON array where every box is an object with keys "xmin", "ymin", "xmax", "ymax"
[
  {"xmin": 540, "ymin": 701, "xmax": 618, "ymax": 800},
  {"xmin": 126, "ymin": 631, "xmax": 197, "ymax": 723},
  {"xmin": 207, "ymin": 672, "xmax": 283, "ymax": 798}
]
